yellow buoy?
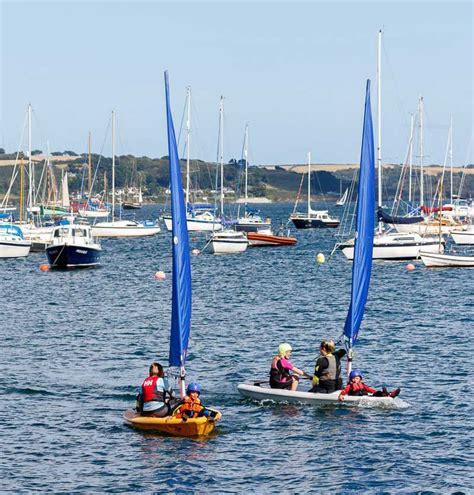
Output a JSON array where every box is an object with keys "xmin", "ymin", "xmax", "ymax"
[{"xmin": 316, "ymin": 253, "xmax": 325, "ymax": 264}]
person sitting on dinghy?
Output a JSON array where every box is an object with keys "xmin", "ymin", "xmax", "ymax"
[
  {"xmin": 309, "ymin": 340, "xmax": 346, "ymax": 394},
  {"xmin": 269, "ymin": 343, "xmax": 306, "ymax": 391},
  {"xmin": 338, "ymin": 369, "xmax": 401, "ymax": 400},
  {"xmin": 172, "ymin": 382, "xmax": 221, "ymax": 420},
  {"xmin": 140, "ymin": 362, "xmax": 177, "ymax": 417}
]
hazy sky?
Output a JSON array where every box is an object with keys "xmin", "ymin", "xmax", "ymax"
[{"xmin": 1, "ymin": 1, "xmax": 472, "ymax": 166}]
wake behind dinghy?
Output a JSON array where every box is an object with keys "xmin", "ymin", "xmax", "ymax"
[
  {"xmin": 238, "ymin": 80, "xmax": 402, "ymax": 408},
  {"xmin": 124, "ymin": 72, "xmax": 221, "ymax": 437}
]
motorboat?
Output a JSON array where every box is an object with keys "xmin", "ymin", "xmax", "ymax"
[
  {"xmin": 246, "ymin": 227, "xmax": 297, "ymax": 247},
  {"xmin": 0, "ymin": 224, "xmax": 31, "ymax": 258},
  {"xmin": 290, "ymin": 209, "xmax": 340, "ymax": 229},
  {"xmin": 46, "ymin": 222, "xmax": 102, "ymax": 268},
  {"xmin": 419, "ymin": 250, "xmax": 474, "ymax": 268}
]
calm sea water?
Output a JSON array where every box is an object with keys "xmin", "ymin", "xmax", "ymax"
[{"xmin": 1, "ymin": 203, "xmax": 472, "ymax": 493}]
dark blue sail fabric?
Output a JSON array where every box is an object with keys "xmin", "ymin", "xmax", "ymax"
[
  {"xmin": 343, "ymin": 80, "xmax": 375, "ymax": 350},
  {"xmin": 377, "ymin": 207, "xmax": 424, "ymax": 225},
  {"xmin": 164, "ymin": 72, "xmax": 192, "ymax": 368}
]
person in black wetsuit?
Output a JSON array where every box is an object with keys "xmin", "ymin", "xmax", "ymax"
[{"xmin": 309, "ymin": 340, "xmax": 346, "ymax": 393}]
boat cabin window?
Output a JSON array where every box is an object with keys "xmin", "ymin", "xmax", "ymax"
[{"xmin": 394, "ymin": 236, "xmax": 415, "ymax": 242}]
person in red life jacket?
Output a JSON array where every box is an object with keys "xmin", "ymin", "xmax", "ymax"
[
  {"xmin": 140, "ymin": 362, "xmax": 177, "ymax": 417},
  {"xmin": 173, "ymin": 382, "xmax": 221, "ymax": 420},
  {"xmin": 309, "ymin": 340, "xmax": 346, "ymax": 393},
  {"xmin": 338, "ymin": 369, "xmax": 401, "ymax": 401},
  {"xmin": 269, "ymin": 343, "xmax": 307, "ymax": 391}
]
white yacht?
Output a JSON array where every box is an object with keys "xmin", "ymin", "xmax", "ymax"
[{"xmin": 0, "ymin": 224, "xmax": 31, "ymax": 258}]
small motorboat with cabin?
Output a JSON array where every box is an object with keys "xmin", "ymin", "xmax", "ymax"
[
  {"xmin": 290, "ymin": 208, "xmax": 340, "ymax": 229},
  {"xmin": 46, "ymin": 221, "xmax": 102, "ymax": 268},
  {"xmin": 0, "ymin": 224, "xmax": 31, "ymax": 258}
]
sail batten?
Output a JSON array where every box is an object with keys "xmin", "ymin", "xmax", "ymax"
[
  {"xmin": 165, "ymin": 71, "xmax": 192, "ymax": 368},
  {"xmin": 343, "ymin": 80, "xmax": 375, "ymax": 350}
]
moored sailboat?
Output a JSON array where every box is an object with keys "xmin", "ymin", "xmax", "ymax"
[{"xmin": 124, "ymin": 72, "xmax": 221, "ymax": 436}]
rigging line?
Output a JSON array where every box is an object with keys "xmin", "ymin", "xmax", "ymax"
[
  {"xmin": 89, "ymin": 117, "xmax": 111, "ymax": 198},
  {"xmin": 2, "ymin": 111, "xmax": 29, "ymax": 208}
]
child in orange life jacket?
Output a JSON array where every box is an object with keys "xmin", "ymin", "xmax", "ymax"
[
  {"xmin": 338, "ymin": 369, "xmax": 400, "ymax": 401},
  {"xmin": 173, "ymin": 382, "xmax": 221, "ymax": 420}
]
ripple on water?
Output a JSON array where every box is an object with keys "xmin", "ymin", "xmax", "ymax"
[{"xmin": 1, "ymin": 204, "xmax": 473, "ymax": 492}]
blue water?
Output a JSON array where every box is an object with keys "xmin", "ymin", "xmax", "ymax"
[{"xmin": 1, "ymin": 203, "xmax": 473, "ymax": 493}]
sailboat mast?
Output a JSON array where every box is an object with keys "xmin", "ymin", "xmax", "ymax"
[
  {"xmin": 449, "ymin": 117, "xmax": 453, "ymax": 204},
  {"xmin": 244, "ymin": 123, "xmax": 249, "ymax": 211},
  {"xmin": 20, "ymin": 155, "xmax": 24, "ymax": 223},
  {"xmin": 219, "ymin": 96, "xmax": 224, "ymax": 217},
  {"xmin": 185, "ymin": 86, "xmax": 191, "ymax": 207},
  {"xmin": 111, "ymin": 111, "xmax": 116, "ymax": 220},
  {"xmin": 28, "ymin": 103, "xmax": 33, "ymax": 210},
  {"xmin": 377, "ymin": 29, "xmax": 383, "ymax": 231},
  {"xmin": 88, "ymin": 132, "xmax": 92, "ymax": 195},
  {"xmin": 419, "ymin": 96, "xmax": 424, "ymax": 206},
  {"xmin": 408, "ymin": 114, "xmax": 415, "ymax": 204},
  {"xmin": 307, "ymin": 152, "xmax": 311, "ymax": 214}
]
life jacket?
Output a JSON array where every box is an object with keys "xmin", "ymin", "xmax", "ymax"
[
  {"xmin": 141, "ymin": 375, "xmax": 166, "ymax": 403},
  {"xmin": 347, "ymin": 382, "xmax": 369, "ymax": 396},
  {"xmin": 173, "ymin": 396, "xmax": 204, "ymax": 418},
  {"xmin": 270, "ymin": 356, "xmax": 291, "ymax": 383},
  {"xmin": 313, "ymin": 354, "xmax": 341, "ymax": 383}
]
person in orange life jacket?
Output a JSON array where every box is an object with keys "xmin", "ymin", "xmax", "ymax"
[
  {"xmin": 269, "ymin": 343, "xmax": 306, "ymax": 391},
  {"xmin": 139, "ymin": 362, "xmax": 178, "ymax": 417},
  {"xmin": 309, "ymin": 340, "xmax": 346, "ymax": 394},
  {"xmin": 173, "ymin": 382, "xmax": 221, "ymax": 420},
  {"xmin": 338, "ymin": 369, "xmax": 401, "ymax": 400}
]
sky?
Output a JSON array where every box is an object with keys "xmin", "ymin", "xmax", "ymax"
[{"xmin": 1, "ymin": 1, "xmax": 472, "ymax": 166}]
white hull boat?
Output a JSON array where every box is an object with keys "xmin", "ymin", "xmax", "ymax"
[
  {"xmin": 208, "ymin": 230, "xmax": 248, "ymax": 254},
  {"xmin": 0, "ymin": 224, "xmax": 31, "ymax": 258},
  {"xmin": 419, "ymin": 250, "xmax": 474, "ymax": 268},
  {"xmin": 163, "ymin": 213, "xmax": 223, "ymax": 232},
  {"xmin": 340, "ymin": 232, "xmax": 443, "ymax": 260},
  {"xmin": 394, "ymin": 220, "xmax": 463, "ymax": 235},
  {"xmin": 91, "ymin": 220, "xmax": 161, "ymax": 238},
  {"xmin": 17, "ymin": 223, "xmax": 55, "ymax": 252},
  {"xmin": 78, "ymin": 208, "xmax": 110, "ymax": 219},
  {"xmin": 238, "ymin": 383, "xmax": 398, "ymax": 407},
  {"xmin": 451, "ymin": 226, "xmax": 474, "ymax": 245}
]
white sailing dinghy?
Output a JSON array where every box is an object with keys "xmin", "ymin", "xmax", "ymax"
[
  {"xmin": 239, "ymin": 81, "xmax": 401, "ymax": 408},
  {"xmin": 124, "ymin": 72, "xmax": 221, "ymax": 436}
]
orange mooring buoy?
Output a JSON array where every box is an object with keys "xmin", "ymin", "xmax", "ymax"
[
  {"xmin": 406, "ymin": 263, "xmax": 415, "ymax": 271},
  {"xmin": 154, "ymin": 271, "xmax": 166, "ymax": 280},
  {"xmin": 39, "ymin": 264, "xmax": 50, "ymax": 272}
]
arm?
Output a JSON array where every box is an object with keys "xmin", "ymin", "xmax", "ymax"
[
  {"xmin": 313, "ymin": 357, "xmax": 329, "ymax": 379},
  {"xmin": 338, "ymin": 384, "xmax": 351, "ymax": 400},
  {"xmin": 362, "ymin": 383, "xmax": 377, "ymax": 394}
]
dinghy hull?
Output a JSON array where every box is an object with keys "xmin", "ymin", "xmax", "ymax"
[
  {"xmin": 238, "ymin": 383, "xmax": 395, "ymax": 406},
  {"xmin": 123, "ymin": 410, "xmax": 219, "ymax": 437}
]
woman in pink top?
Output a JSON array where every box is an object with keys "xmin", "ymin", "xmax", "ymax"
[{"xmin": 269, "ymin": 343, "xmax": 306, "ymax": 391}]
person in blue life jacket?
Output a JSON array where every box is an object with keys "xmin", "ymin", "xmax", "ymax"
[
  {"xmin": 138, "ymin": 362, "xmax": 178, "ymax": 417},
  {"xmin": 309, "ymin": 340, "xmax": 346, "ymax": 393}
]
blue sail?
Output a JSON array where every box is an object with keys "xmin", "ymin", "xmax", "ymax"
[
  {"xmin": 164, "ymin": 71, "xmax": 192, "ymax": 368},
  {"xmin": 343, "ymin": 80, "xmax": 375, "ymax": 350}
]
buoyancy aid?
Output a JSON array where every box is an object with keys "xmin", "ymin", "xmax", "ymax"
[
  {"xmin": 270, "ymin": 356, "xmax": 291, "ymax": 383},
  {"xmin": 346, "ymin": 382, "xmax": 375, "ymax": 396},
  {"xmin": 173, "ymin": 396, "xmax": 204, "ymax": 418},
  {"xmin": 142, "ymin": 375, "xmax": 167, "ymax": 403}
]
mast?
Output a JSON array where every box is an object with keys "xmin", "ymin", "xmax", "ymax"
[
  {"xmin": 408, "ymin": 113, "xmax": 415, "ymax": 204},
  {"xmin": 28, "ymin": 103, "xmax": 33, "ymax": 210},
  {"xmin": 185, "ymin": 86, "xmax": 191, "ymax": 207},
  {"xmin": 88, "ymin": 132, "xmax": 92, "ymax": 195},
  {"xmin": 243, "ymin": 123, "xmax": 249, "ymax": 213},
  {"xmin": 218, "ymin": 96, "xmax": 224, "ymax": 217},
  {"xmin": 307, "ymin": 151, "xmax": 311, "ymax": 215},
  {"xmin": 419, "ymin": 96, "xmax": 424, "ymax": 206},
  {"xmin": 111, "ymin": 111, "xmax": 115, "ymax": 220},
  {"xmin": 20, "ymin": 155, "xmax": 24, "ymax": 223},
  {"xmin": 449, "ymin": 117, "xmax": 453, "ymax": 204},
  {"xmin": 377, "ymin": 29, "xmax": 383, "ymax": 232}
]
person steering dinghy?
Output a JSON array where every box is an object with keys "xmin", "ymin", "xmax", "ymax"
[{"xmin": 138, "ymin": 362, "xmax": 178, "ymax": 417}]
